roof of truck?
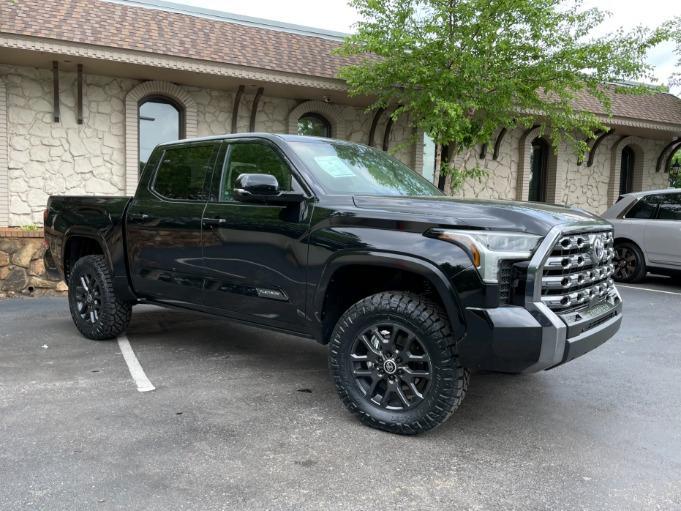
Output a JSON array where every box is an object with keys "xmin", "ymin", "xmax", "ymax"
[{"xmin": 157, "ymin": 133, "xmax": 359, "ymax": 146}]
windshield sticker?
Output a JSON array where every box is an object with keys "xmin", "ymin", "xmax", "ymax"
[{"xmin": 314, "ymin": 156, "xmax": 356, "ymax": 178}]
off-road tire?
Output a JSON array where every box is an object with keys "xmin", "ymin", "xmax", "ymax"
[
  {"xmin": 67, "ymin": 255, "xmax": 132, "ymax": 340},
  {"xmin": 614, "ymin": 241, "xmax": 646, "ymax": 283},
  {"xmin": 329, "ymin": 291, "xmax": 469, "ymax": 435}
]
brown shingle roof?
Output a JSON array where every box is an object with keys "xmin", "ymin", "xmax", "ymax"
[
  {"xmin": 571, "ymin": 87, "xmax": 681, "ymax": 126},
  {"xmin": 1, "ymin": 0, "xmax": 680, "ymax": 126},
  {"xmin": 0, "ymin": 0, "xmax": 359, "ymax": 80}
]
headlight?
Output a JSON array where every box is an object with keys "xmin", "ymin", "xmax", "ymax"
[{"xmin": 432, "ymin": 229, "xmax": 542, "ymax": 283}]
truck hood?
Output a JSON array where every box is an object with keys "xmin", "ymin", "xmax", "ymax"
[{"xmin": 352, "ymin": 195, "xmax": 605, "ymax": 236}]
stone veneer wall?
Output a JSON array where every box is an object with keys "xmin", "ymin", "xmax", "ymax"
[
  {"xmin": 0, "ymin": 62, "xmax": 675, "ymax": 226},
  {"xmin": 3, "ymin": 65, "xmax": 134, "ymax": 225},
  {"xmin": 0, "ymin": 230, "xmax": 65, "ymax": 298},
  {"xmin": 551, "ymin": 136, "xmax": 669, "ymax": 212},
  {"xmin": 1, "ymin": 64, "xmax": 411, "ymax": 227},
  {"xmin": 451, "ymin": 128, "xmax": 672, "ymax": 213}
]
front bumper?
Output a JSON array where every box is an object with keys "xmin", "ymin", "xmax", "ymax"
[{"xmin": 459, "ymin": 291, "xmax": 622, "ymax": 373}]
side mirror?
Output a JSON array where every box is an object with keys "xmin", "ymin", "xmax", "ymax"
[
  {"xmin": 233, "ymin": 173, "xmax": 305, "ymax": 204},
  {"xmin": 235, "ymin": 173, "xmax": 280, "ymax": 196}
]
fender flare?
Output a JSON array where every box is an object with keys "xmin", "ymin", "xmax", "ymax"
[
  {"xmin": 313, "ymin": 250, "xmax": 468, "ymax": 341},
  {"xmin": 62, "ymin": 227, "xmax": 114, "ymax": 275},
  {"xmin": 61, "ymin": 227, "xmax": 137, "ymax": 302}
]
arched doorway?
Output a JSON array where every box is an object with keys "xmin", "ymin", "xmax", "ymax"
[
  {"xmin": 619, "ymin": 145, "xmax": 635, "ymax": 195},
  {"xmin": 529, "ymin": 137, "xmax": 549, "ymax": 202}
]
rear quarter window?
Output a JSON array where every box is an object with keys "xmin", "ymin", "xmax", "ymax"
[{"xmin": 624, "ymin": 196, "xmax": 657, "ymax": 219}]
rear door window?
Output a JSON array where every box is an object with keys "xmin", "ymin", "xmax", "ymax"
[{"xmin": 153, "ymin": 144, "xmax": 218, "ymax": 201}]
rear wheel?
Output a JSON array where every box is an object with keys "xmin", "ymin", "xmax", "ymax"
[
  {"xmin": 613, "ymin": 242, "xmax": 646, "ymax": 283},
  {"xmin": 68, "ymin": 255, "xmax": 132, "ymax": 340},
  {"xmin": 329, "ymin": 291, "xmax": 469, "ymax": 435}
]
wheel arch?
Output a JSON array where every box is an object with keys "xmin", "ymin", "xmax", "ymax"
[
  {"xmin": 313, "ymin": 251, "xmax": 467, "ymax": 344},
  {"xmin": 614, "ymin": 236, "xmax": 649, "ymax": 265},
  {"xmin": 62, "ymin": 229, "xmax": 112, "ymax": 280}
]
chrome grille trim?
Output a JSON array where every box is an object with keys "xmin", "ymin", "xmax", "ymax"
[
  {"xmin": 522, "ymin": 221, "xmax": 622, "ymax": 373},
  {"xmin": 538, "ymin": 227, "xmax": 616, "ymax": 312}
]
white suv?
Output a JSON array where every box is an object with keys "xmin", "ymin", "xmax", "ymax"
[{"xmin": 602, "ymin": 189, "xmax": 681, "ymax": 282}]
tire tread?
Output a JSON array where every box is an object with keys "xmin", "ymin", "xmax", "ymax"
[
  {"xmin": 68, "ymin": 255, "xmax": 131, "ymax": 340},
  {"xmin": 328, "ymin": 291, "xmax": 469, "ymax": 435}
]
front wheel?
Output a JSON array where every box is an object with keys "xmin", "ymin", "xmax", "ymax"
[
  {"xmin": 328, "ymin": 292, "xmax": 469, "ymax": 435},
  {"xmin": 67, "ymin": 255, "xmax": 132, "ymax": 340},
  {"xmin": 613, "ymin": 242, "xmax": 646, "ymax": 283}
]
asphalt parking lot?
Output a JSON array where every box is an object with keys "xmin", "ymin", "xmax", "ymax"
[{"xmin": 1, "ymin": 278, "xmax": 680, "ymax": 510}]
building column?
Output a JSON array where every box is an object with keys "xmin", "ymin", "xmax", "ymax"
[
  {"xmin": 0, "ymin": 79, "xmax": 8, "ymax": 227},
  {"xmin": 546, "ymin": 145, "xmax": 563, "ymax": 205},
  {"xmin": 412, "ymin": 127, "xmax": 425, "ymax": 175}
]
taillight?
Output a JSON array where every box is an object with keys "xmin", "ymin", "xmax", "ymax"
[{"xmin": 43, "ymin": 208, "xmax": 48, "ymax": 224}]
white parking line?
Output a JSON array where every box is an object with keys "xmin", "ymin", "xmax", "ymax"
[
  {"xmin": 617, "ymin": 284, "xmax": 681, "ymax": 296},
  {"xmin": 117, "ymin": 334, "xmax": 156, "ymax": 392}
]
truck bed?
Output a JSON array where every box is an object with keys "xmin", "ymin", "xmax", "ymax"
[{"xmin": 44, "ymin": 195, "xmax": 133, "ymax": 284}]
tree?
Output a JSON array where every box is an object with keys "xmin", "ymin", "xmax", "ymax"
[
  {"xmin": 338, "ymin": 0, "xmax": 668, "ymax": 191},
  {"xmin": 669, "ymin": 16, "xmax": 681, "ymax": 88},
  {"xmin": 670, "ymin": 152, "xmax": 681, "ymax": 188}
]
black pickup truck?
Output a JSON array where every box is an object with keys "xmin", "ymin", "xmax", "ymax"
[{"xmin": 45, "ymin": 133, "xmax": 623, "ymax": 434}]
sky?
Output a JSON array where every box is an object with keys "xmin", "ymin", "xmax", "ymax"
[{"xmin": 176, "ymin": 0, "xmax": 680, "ymax": 94}]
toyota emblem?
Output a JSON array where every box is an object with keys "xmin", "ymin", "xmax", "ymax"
[{"xmin": 592, "ymin": 236, "xmax": 605, "ymax": 262}]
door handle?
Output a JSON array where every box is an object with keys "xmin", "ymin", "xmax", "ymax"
[
  {"xmin": 129, "ymin": 213, "xmax": 150, "ymax": 221},
  {"xmin": 204, "ymin": 217, "xmax": 227, "ymax": 226}
]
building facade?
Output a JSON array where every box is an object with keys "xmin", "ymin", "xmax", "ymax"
[{"xmin": 1, "ymin": 0, "xmax": 680, "ymax": 229}]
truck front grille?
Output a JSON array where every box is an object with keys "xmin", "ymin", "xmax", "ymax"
[{"xmin": 540, "ymin": 230, "xmax": 615, "ymax": 312}]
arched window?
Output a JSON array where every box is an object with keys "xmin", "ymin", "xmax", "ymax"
[
  {"xmin": 620, "ymin": 145, "xmax": 635, "ymax": 195},
  {"xmin": 297, "ymin": 113, "xmax": 331, "ymax": 138},
  {"xmin": 138, "ymin": 96, "xmax": 183, "ymax": 171},
  {"xmin": 529, "ymin": 137, "xmax": 549, "ymax": 202}
]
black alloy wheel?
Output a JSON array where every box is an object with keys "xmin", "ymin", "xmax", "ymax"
[
  {"xmin": 68, "ymin": 255, "xmax": 132, "ymax": 340},
  {"xmin": 74, "ymin": 272, "xmax": 102, "ymax": 325},
  {"xmin": 350, "ymin": 323, "xmax": 432, "ymax": 410},
  {"xmin": 613, "ymin": 242, "xmax": 646, "ymax": 283},
  {"xmin": 329, "ymin": 291, "xmax": 469, "ymax": 435}
]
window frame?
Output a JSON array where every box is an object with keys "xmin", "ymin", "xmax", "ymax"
[
  {"xmin": 297, "ymin": 112, "xmax": 332, "ymax": 138},
  {"xmin": 149, "ymin": 141, "xmax": 221, "ymax": 204},
  {"xmin": 138, "ymin": 95, "xmax": 186, "ymax": 172}
]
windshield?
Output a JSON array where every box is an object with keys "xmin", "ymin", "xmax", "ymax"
[{"xmin": 288, "ymin": 140, "xmax": 443, "ymax": 197}]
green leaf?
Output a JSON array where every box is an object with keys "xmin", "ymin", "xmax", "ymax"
[{"xmin": 339, "ymin": 0, "xmax": 673, "ymax": 188}]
